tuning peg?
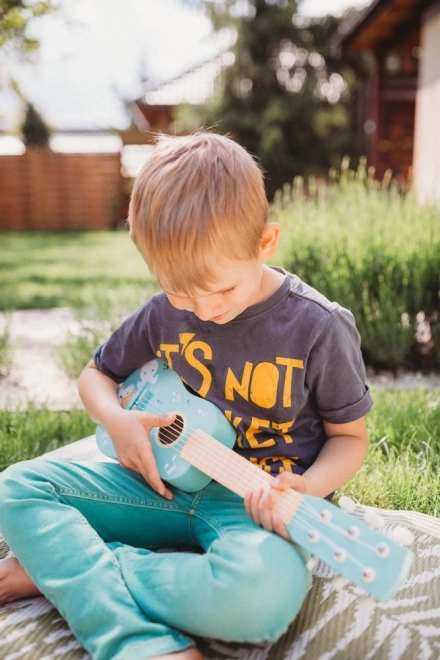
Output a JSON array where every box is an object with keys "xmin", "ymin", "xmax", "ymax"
[
  {"xmin": 338, "ymin": 495, "xmax": 356, "ymax": 513},
  {"xmin": 364, "ymin": 510, "xmax": 385, "ymax": 530},
  {"xmin": 376, "ymin": 542, "xmax": 390, "ymax": 558},
  {"xmin": 389, "ymin": 526, "xmax": 415, "ymax": 547},
  {"xmin": 361, "ymin": 567, "xmax": 376, "ymax": 583},
  {"xmin": 305, "ymin": 555, "xmax": 319, "ymax": 572},
  {"xmin": 330, "ymin": 575, "xmax": 349, "ymax": 591}
]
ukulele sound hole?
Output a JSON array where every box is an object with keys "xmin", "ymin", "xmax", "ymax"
[{"xmin": 157, "ymin": 415, "xmax": 184, "ymax": 446}]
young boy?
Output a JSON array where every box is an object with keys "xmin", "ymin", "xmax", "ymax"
[{"xmin": 0, "ymin": 132, "xmax": 372, "ymax": 660}]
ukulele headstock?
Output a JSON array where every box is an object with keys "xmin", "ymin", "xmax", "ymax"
[{"xmin": 285, "ymin": 494, "xmax": 413, "ymax": 601}]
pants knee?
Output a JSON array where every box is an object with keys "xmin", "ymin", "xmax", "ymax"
[{"xmin": 209, "ymin": 531, "xmax": 311, "ymax": 643}]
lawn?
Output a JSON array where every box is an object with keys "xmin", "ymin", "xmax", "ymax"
[
  {"xmin": 343, "ymin": 388, "xmax": 439, "ymax": 516},
  {"xmin": 0, "ymin": 231, "xmax": 158, "ymax": 310}
]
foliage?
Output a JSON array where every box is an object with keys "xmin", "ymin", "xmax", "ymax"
[
  {"xmin": 0, "ymin": 407, "xmax": 95, "ymax": 471},
  {"xmin": 271, "ymin": 162, "xmax": 440, "ymax": 370},
  {"xmin": 340, "ymin": 388, "xmax": 440, "ymax": 516},
  {"xmin": 20, "ymin": 101, "xmax": 51, "ymax": 147},
  {"xmin": 0, "ymin": 0, "xmax": 59, "ymax": 56},
  {"xmin": 0, "ymin": 313, "xmax": 14, "ymax": 377},
  {"xmin": 54, "ymin": 317, "xmax": 113, "ymax": 379},
  {"xmin": 195, "ymin": 0, "xmax": 368, "ymax": 198},
  {"xmin": 0, "ymin": 230, "xmax": 157, "ymax": 310},
  {"xmin": 54, "ymin": 296, "xmax": 146, "ymax": 378}
]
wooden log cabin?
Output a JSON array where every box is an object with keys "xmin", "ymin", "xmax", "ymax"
[{"xmin": 337, "ymin": 0, "xmax": 440, "ymax": 206}]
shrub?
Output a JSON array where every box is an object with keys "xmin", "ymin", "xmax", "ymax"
[
  {"xmin": 272, "ymin": 164, "xmax": 440, "ymax": 370},
  {"xmin": 54, "ymin": 291, "xmax": 146, "ymax": 378}
]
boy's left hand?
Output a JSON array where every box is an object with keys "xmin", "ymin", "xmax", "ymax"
[{"xmin": 244, "ymin": 473, "xmax": 308, "ymax": 542}]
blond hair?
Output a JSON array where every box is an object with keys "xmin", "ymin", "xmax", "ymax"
[{"xmin": 128, "ymin": 131, "xmax": 268, "ymax": 294}]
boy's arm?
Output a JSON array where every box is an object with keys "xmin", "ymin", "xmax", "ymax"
[
  {"xmin": 78, "ymin": 359, "xmax": 175, "ymax": 500},
  {"xmin": 300, "ymin": 417, "xmax": 368, "ymax": 498},
  {"xmin": 245, "ymin": 417, "xmax": 368, "ymax": 540}
]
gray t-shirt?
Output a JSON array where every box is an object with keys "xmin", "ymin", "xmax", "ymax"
[{"xmin": 95, "ymin": 269, "xmax": 373, "ymax": 477}]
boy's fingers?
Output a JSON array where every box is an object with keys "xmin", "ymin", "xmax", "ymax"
[
  {"xmin": 139, "ymin": 463, "xmax": 173, "ymax": 500},
  {"xmin": 115, "ymin": 413, "xmax": 175, "ymax": 496},
  {"xmin": 245, "ymin": 488, "xmax": 292, "ymax": 541},
  {"xmin": 258, "ymin": 489, "xmax": 275, "ymax": 531},
  {"xmin": 136, "ymin": 443, "xmax": 173, "ymax": 499},
  {"xmin": 272, "ymin": 473, "xmax": 295, "ymax": 489},
  {"xmin": 272, "ymin": 511, "xmax": 291, "ymax": 542},
  {"xmin": 245, "ymin": 488, "xmax": 274, "ymax": 530},
  {"xmin": 140, "ymin": 412, "xmax": 176, "ymax": 428},
  {"xmin": 244, "ymin": 490, "xmax": 260, "ymax": 524},
  {"xmin": 272, "ymin": 472, "xmax": 307, "ymax": 493}
]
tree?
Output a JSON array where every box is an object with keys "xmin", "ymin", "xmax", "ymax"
[
  {"xmin": 190, "ymin": 0, "xmax": 367, "ymax": 198},
  {"xmin": 0, "ymin": 0, "xmax": 59, "ymax": 57},
  {"xmin": 20, "ymin": 101, "xmax": 51, "ymax": 147}
]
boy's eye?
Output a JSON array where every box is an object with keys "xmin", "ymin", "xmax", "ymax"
[{"xmin": 222, "ymin": 287, "xmax": 235, "ymax": 294}]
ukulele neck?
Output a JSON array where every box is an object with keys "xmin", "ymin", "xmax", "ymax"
[{"xmin": 181, "ymin": 429, "xmax": 303, "ymax": 522}]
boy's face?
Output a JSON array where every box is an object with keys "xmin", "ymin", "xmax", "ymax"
[{"xmin": 162, "ymin": 256, "xmax": 269, "ymax": 324}]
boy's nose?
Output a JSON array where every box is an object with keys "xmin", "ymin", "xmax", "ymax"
[{"xmin": 192, "ymin": 296, "xmax": 223, "ymax": 321}]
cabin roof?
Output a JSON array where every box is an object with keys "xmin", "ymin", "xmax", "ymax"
[{"xmin": 337, "ymin": 0, "xmax": 432, "ymax": 52}]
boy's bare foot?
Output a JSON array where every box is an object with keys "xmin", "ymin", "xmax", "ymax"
[
  {"xmin": 0, "ymin": 556, "xmax": 41, "ymax": 604},
  {"xmin": 150, "ymin": 648, "xmax": 204, "ymax": 660},
  {"xmin": 0, "ymin": 561, "xmax": 204, "ymax": 660}
]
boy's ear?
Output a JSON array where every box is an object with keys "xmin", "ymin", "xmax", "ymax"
[{"xmin": 259, "ymin": 222, "xmax": 281, "ymax": 259}]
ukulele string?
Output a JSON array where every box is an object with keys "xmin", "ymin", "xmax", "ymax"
[
  {"xmin": 133, "ymin": 395, "xmax": 214, "ymax": 453},
  {"xmin": 128, "ymin": 395, "xmax": 388, "ymax": 561}
]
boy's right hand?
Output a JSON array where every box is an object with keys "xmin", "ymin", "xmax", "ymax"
[
  {"xmin": 105, "ymin": 408, "xmax": 176, "ymax": 500},
  {"xmin": 77, "ymin": 360, "xmax": 175, "ymax": 499}
]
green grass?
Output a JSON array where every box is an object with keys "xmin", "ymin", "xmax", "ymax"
[
  {"xmin": 0, "ymin": 313, "xmax": 14, "ymax": 377},
  {"xmin": 53, "ymin": 296, "xmax": 148, "ymax": 378},
  {"xmin": 0, "ymin": 408, "xmax": 95, "ymax": 472},
  {"xmin": 0, "ymin": 231, "xmax": 159, "ymax": 309},
  {"xmin": 0, "ymin": 388, "xmax": 438, "ymax": 515},
  {"xmin": 338, "ymin": 388, "xmax": 440, "ymax": 516}
]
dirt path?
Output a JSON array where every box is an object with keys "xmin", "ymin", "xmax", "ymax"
[{"xmin": 0, "ymin": 309, "xmax": 82, "ymax": 411}]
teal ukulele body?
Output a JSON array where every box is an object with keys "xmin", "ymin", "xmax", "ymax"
[
  {"xmin": 96, "ymin": 358, "xmax": 413, "ymax": 602},
  {"xmin": 96, "ymin": 358, "xmax": 237, "ymax": 492}
]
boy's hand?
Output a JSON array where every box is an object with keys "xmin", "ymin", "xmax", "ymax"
[
  {"xmin": 244, "ymin": 473, "xmax": 309, "ymax": 542},
  {"xmin": 106, "ymin": 408, "xmax": 176, "ymax": 500}
]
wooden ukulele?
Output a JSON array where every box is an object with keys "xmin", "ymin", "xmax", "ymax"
[{"xmin": 96, "ymin": 358, "xmax": 413, "ymax": 602}]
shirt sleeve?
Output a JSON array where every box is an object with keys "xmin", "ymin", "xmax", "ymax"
[
  {"xmin": 93, "ymin": 303, "xmax": 156, "ymax": 383},
  {"xmin": 305, "ymin": 306, "xmax": 373, "ymax": 424}
]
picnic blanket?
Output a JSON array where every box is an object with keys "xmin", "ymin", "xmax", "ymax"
[{"xmin": 1, "ymin": 436, "xmax": 439, "ymax": 660}]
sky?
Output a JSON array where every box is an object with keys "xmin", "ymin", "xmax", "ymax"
[{"xmin": 1, "ymin": 0, "xmax": 371, "ymax": 133}]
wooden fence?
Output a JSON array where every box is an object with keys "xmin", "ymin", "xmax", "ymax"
[{"xmin": 0, "ymin": 151, "xmax": 123, "ymax": 230}]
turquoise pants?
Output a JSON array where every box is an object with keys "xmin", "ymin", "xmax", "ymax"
[{"xmin": 0, "ymin": 459, "xmax": 311, "ymax": 659}]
